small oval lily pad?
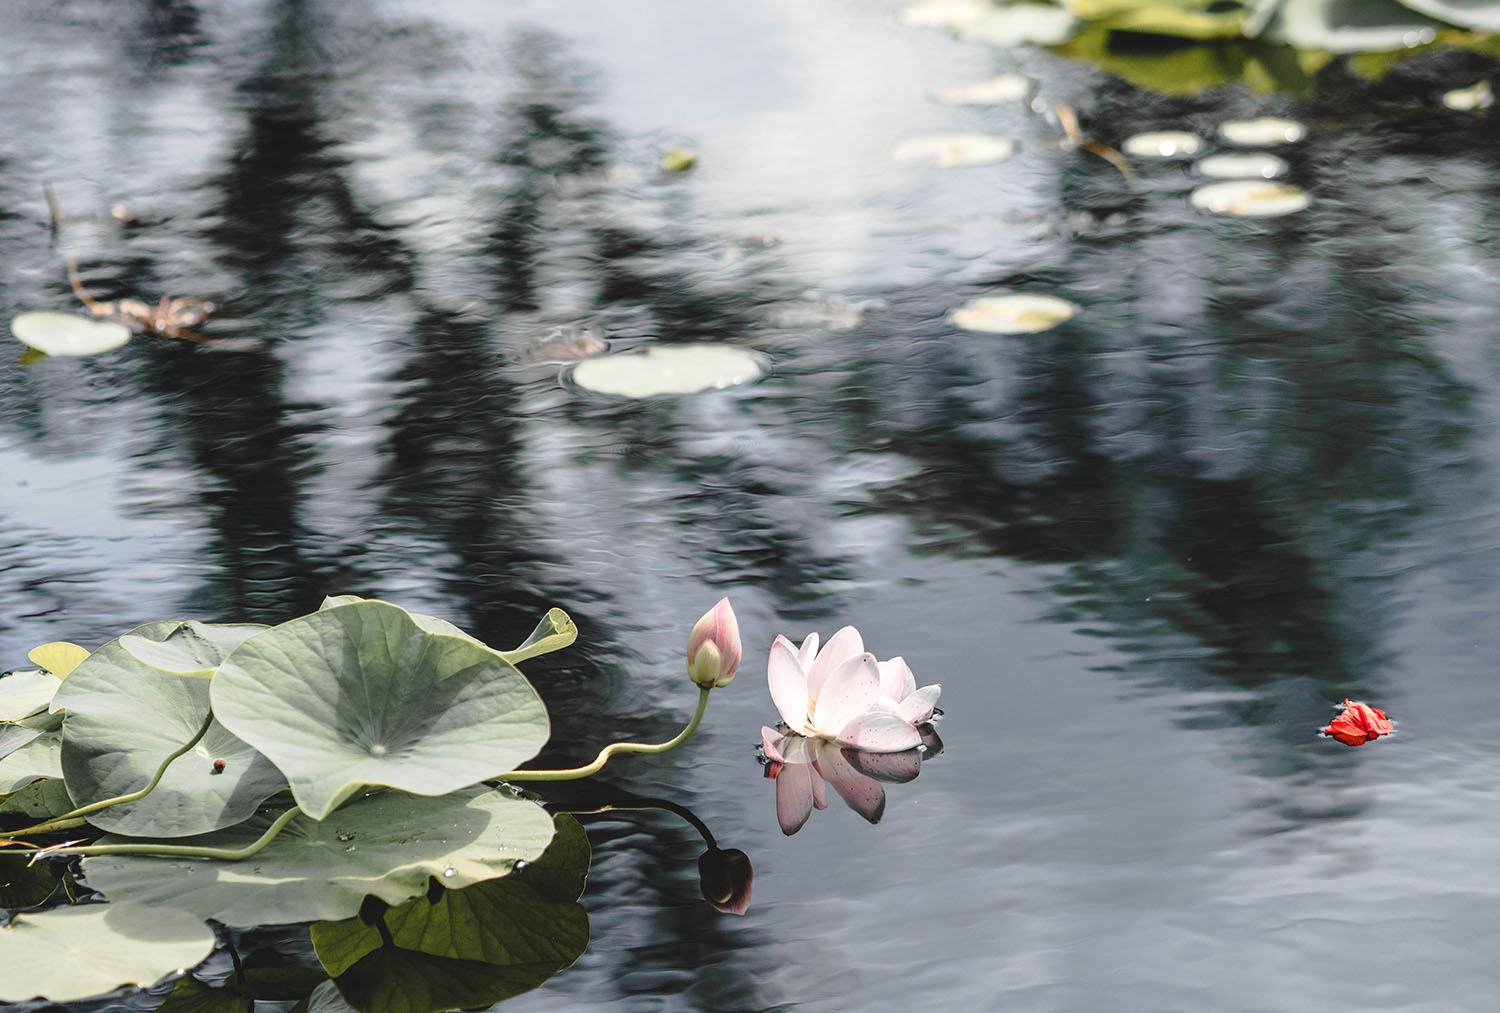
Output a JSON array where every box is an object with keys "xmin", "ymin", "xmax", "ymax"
[
  {"xmin": 570, "ymin": 343, "xmax": 763, "ymax": 398},
  {"xmin": 1190, "ymin": 180, "xmax": 1309, "ymax": 217},
  {"xmin": 1195, "ymin": 152, "xmax": 1289, "ymax": 179},
  {"xmin": 950, "ymin": 293, "xmax": 1077, "ymax": 334},
  {"xmin": 893, "ymin": 133, "xmax": 1016, "ymax": 168},
  {"xmin": 0, "ymin": 902, "xmax": 215, "ymax": 1004},
  {"xmin": 10, "ymin": 312, "xmax": 131, "ymax": 357},
  {"xmin": 1442, "ymin": 80, "xmax": 1493, "ymax": 111},
  {"xmin": 1122, "ymin": 131, "xmax": 1202, "ymax": 159},
  {"xmin": 1218, "ymin": 117, "xmax": 1306, "ymax": 146},
  {"xmin": 929, "ymin": 74, "xmax": 1031, "ymax": 105}
]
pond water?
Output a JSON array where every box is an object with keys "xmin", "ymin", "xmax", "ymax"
[{"xmin": 4, "ymin": 1, "xmax": 1500, "ymax": 1010}]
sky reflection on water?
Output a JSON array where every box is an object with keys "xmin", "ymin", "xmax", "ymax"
[{"xmin": 3, "ymin": 0, "xmax": 1500, "ymax": 1010}]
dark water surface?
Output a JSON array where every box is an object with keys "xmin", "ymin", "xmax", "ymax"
[{"xmin": 4, "ymin": 1, "xmax": 1500, "ymax": 1010}]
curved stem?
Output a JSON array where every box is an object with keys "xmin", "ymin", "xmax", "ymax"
[
  {"xmin": 554, "ymin": 797, "xmax": 716, "ymax": 849},
  {"xmin": 497, "ymin": 687, "xmax": 711, "ymax": 783},
  {"xmin": 35, "ymin": 805, "xmax": 301, "ymax": 861},
  {"xmin": 2, "ymin": 711, "xmax": 215, "ymax": 839}
]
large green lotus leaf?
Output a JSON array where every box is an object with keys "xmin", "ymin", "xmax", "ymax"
[
  {"xmin": 210, "ymin": 600, "xmax": 549, "ymax": 820},
  {"xmin": 81, "ymin": 787, "xmax": 556, "ymax": 927},
  {"xmin": 0, "ymin": 730, "xmax": 62, "ymax": 794},
  {"xmin": 52, "ymin": 622, "xmax": 287, "ymax": 837},
  {"xmin": 0, "ymin": 722, "xmax": 45, "ymax": 763},
  {"xmin": 0, "ymin": 851, "xmax": 62, "ymax": 909},
  {"xmin": 330, "ymin": 949, "xmax": 567, "ymax": 1013},
  {"xmin": 119, "ymin": 621, "xmax": 268, "ymax": 679},
  {"xmin": 158, "ymin": 966, "xmax": 331, "ymax": 1013},
  {"xmin": 0, "ymin": 775, "xmax": 74, "ymax": 818},
  {"xmin": 311, "ymin": 814, "xmax": 590, "ymax": 976},
  {"xmin": 0, "ymin": 901, "xmax": 215, "ymax": 1003},
  {"xmin": 0, "ymin": 670, "xmax": 60, "ymax": 721},
  {"xmin": 1265, "ymin": 0, "xmax": 1450, "ymax": 51},
  {"xmin": 317, "ymin": 596, "xmax": 577, "ymax": 666}
]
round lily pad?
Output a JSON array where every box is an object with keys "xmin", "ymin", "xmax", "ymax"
[
  {"xmin": 950, "ymin": 293, "xmax": 1077, "ymax": 334},
  {"xmin": 210, "ymin": 599, "xmax": 549, "ymax": 820},
  {"xmin": 570, "ymin": 344, "xmax": 764, "ymax": 399},
  {"xmin": 893, "ymin": 133, "xmax": 1016, "ymax": 168},
  {"xmin": 929, "ymin": 73, "xmax": 1030, "ymax": 105},
  {"xmin": 1195, "ymin": 152, "xmax": 1288, "ymax": 179},
  {"xmin": 10, "ymin": 312, "xmax": 131, "ymax": 357},
  {"xmin": 1190, "ymin": 180, "xmax": 1309, "ymax": 217},
  {"xmin": 1218, "ymin": 117, "xmax": 1307, "ymax": 146},
  {"xmin": 0, "ymin": 731, "xmax": 61, "ymax": 794},
  {"xmin": 1122, "ymin": 131, "xmax": 1202, "ymax": 159},
  {"xmin": 0, "ymin": 902, "xmax": 215, "ymax": 1003},
  {"xmin": 82, "ymin": 787, "xmax": 557, "ymax": 927},
  {"xmin": 0, "ymin": 670, "xmax": 61, "ymax": 721},
  {"xmin": 52, "ymin": 622, "xmax": 287, "ymax": 837}
]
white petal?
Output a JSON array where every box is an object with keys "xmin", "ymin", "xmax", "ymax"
[
  {"xmin": 806, "ymin": 626, "xmax": 863, "ymax": 702},
  {"xmin": 776, "ymin": 762, "xmax": 816, "ymax": 835},
  {"xmin": 761, "ymin": 726, "xmax": 786, "ymax": 763},
  {"xmin": 768, "ymin": 636, "xmax": 809, "ymax": 734},
  {"xmin": 877, "ymin": 656, "xmax": 917, "ymax": 702},
  {"xmin": 812, "ymin": 652, "xmax": 881, "ymax": 736},
  {"xmin": 836, "ymin": 711, "xmax": 923, "ymax": 753},
  {"xmin": 813, "ymin": 742, "xmax": 886, "ymax": 824},
  {"xmin": 810, "ymin": 772, "xmax": 827, "ymax": 810},
  {"xmin": 797, "ymin": 631, "xmax": 820, "ymax": 670},
  {"xmin": 899, "ymin": 684, "xmax": 942, "ymax": 725}
]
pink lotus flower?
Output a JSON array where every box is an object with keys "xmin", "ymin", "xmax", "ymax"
[
  {"xmin": 687, "ymin": 597, "xmax": 741, "ymax": 689},
  {"xmin": 767, "ymin": 626, "xmax": 940, "ymax": 752}
]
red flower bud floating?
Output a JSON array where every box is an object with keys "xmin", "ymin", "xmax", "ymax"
[{"xmin": 1320, "ymin": 699, "xmax": 1394, "ymax": 746}]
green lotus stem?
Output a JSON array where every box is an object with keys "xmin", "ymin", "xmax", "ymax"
[
  {"xmin": 498, "ymin": 686, "xmax": 712, "ymax": 782},
  {"xmin": 556, "ymin": 797, "xmax": 716, "ymax": 848},
  {"xmin": 33, "ymin": 805, "xmax": 302, "ymax": 861},
  {"xmin": 1, "ymin": 710, "xmax": 216, "ymax": 839}
]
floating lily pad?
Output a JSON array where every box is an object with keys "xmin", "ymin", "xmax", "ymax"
[
  {"xmin": 1218, "ymin": 116, "xmax": 1307, "ymax": 145},
  {"xmin": 1072, "ymin": 0, "xmax": 1248, "ymax": 39},
  {"xmin": 1398, "ymin": 0, "xmax": 1500, "ymax": 28},
  {"xmin": 0, "ymin": 902, "xmax": 215, "ymax": 1003},
  {"xmin": 1263, "ymin": 0, "xmax": 1445, "ymax": 52},
  {"xmin": 10, "ymin": 312, "xmax": 131, "ymax": 358},
  {"xmin": 1195, "ymin": 151, "xmax": 1289, "ymax": 178},
  {"xmin": 0, "ymin": 775, "xmax": 74, "ymax": 818},
  {"xmin": 53, "ymin": 622, "xmax": 287, "ymax": 837},
  {"xmin": 119, "ymin": 622, "xmax": 267, "ymax": 679},
  {"xmin": 0, "ymin": 671, "xmax": 60, "ymax": 721},
  {"xmin": 1190, "ymin": 179, "xmax": 1310, "ymax": 216},
  {"xmin": 318, "ymin": 596, "xmax": 577, "ymax": 667},
  {"xmin": 27, "ymin": 642, "xmax": 89, "ymax": 678},
  {"xmin": 893, "ymin": 133, "xmax": 1017, "ymax": 167},
  {"xmin": 211, "ymin": 599, "xmax": 548, "ymax": 820},
  {"xmin": 1122, "ymin": 131, "xmax": 1203, "ymax": 158},
  {"xmin": 0, "ymin": 722, "xmax": 45, "ymax": 764},
  {"xmin": 570, "ymin": 343, "xmax": 764, "ymax": 398},
  {"xmin": 950, "ymin": 293, "xmax": 1078, "ymax": 334},
  {"xmin": 82, "ymin": 787, "xmax": 556, "ymax": 927},
  {"xmin": 0, "ymin": 731, "xmax": 62, "ymax": 794},
  {"xmin": 929, "ymin": 73, "xmax": 1031, "ymax": 105},
  {"xmin": 1442, "ymin": 79, "xmax": 1493, "ymax": 109}
]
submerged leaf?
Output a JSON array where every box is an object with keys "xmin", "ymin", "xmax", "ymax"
[
  {"xmin": 83, "ymin": 788, "xmax": 556, "ymax": 927},
  {"xmin": 9, "ymin": 312, "xmax": 131, "ymax": 357},
  {"xmin": 0, "ymin": 902, "xmax": 215, "ymax": 1003},
  {"xmin": 570, "ymin": 343, "xmax": 764, "ymax": 398},
  {"xmin": 211, "ymin": 599, "xmax": 549, "ymax": 820}
]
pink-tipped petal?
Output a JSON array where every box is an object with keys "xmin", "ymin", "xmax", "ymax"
[
  {"xmin": 810, "ymin": 771, "xmax": 827, "ymax": 810},
  {"xmin": 898, "ymin": 684, "xmax": 942, "ymax": 725},
  {"xmin": 776, "ymin": 762, "xmax": 816, "ymax": 835},
  {"xmin": 768, "ymin": 637, "xmax": 809, "ymax": 734},
  {"xmin": 845, "ymin": 746, "xmax": 922, "ymax": 784},
  {"xmin": 776, "ymin": 732, "xmax": 817, "ymax": 765},
  {"xmin": 797, "ymin": 631, "xmax": 820, "ymax": 670},
  {"xmin": 811, "ymin": 652, "xmax": 881, "ymax": 737},
  {"xmin": 805, "ymin": 626, "xmax": 864, "ymax": 701},
  {"xmin": 877, "ymin": 656, "xmax": 917, "ymax": 702},
  {"xmin": 836, "ymin": 711, "xmax": 923, "ymax": 753},
  {"xmin": 812, "ymin": 742, "xmax": 886, "ymax": 824}
]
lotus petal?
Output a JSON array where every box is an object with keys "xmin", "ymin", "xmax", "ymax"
[
  {"xmin": 768, "ymin": 637, "xmax": 810, "ymax": 734},
  {"xmin": 900, "ymin": 684, "xmax": 943, "ymax": 725},
  {"xmin": 836, "ymin": 711, "xmax": 923, "ymax": 753},
  {"xmin": 10, "ymin": 312, "xmax": 130, "ymax": 358},
  {"xmin": 812, "ymin": 653, "xmax": 881, "ymax": 736},
  {"xmin": 806, "ymin": 626, "xmax": 863, "ymax": 702},
  {"xmin": 812, "ymin": 742, "xmax": 886, "ymax": 824},
  {"xmin": 951, "ymin": 293, "xmax": 1077, "ymax": 334},
  {"xmin": 570, "ymin": 344, "xmax": 763, "ymax": 398},
  {"xmin": 775, "ymin": 761, "xmax": 817, "ymax": 835},
  {"xmin": 1190, "ymin": 180, "xmax": 1309, "ymax": 217}
]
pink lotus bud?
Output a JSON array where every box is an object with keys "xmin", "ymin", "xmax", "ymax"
[{"xmin": 687, "ymin": 597, "xmax": 741, "ymax": 688}]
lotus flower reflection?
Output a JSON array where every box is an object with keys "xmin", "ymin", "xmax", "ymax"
[{"xmin": 763, "ymin": 626, "xmax": 943, "ymax": 835}]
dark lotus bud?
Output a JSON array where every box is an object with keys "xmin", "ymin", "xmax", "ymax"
[{"xmin": 697, "ymin": 847, "xmax": 752, "ymax": 916}]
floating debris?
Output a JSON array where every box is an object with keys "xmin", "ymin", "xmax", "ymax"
[
  {"xmin": 929, "ymin": 73, "xmax": 1031, "ymax": 106},
  {"xmin": 10, "ymin": 311, "xmax": 131, "ymax": 357},
  {"xmin": 894, "ymin": 133, "xmax": 1017, "ymax": 168},
  {"xmin": 1122, "ymin": 131, "xmax": 1202, "ymax": 159},
  {"xmin": 1194, "ymin": 151, "xmax": 1289, "ymax": 179},
  {"xmin": 950, "ymin": 293, "xmax": 1077, "ymax": 334},
  {"xmin": 660, "ymin": 147, "xmax": 697, "ymax": 173},
  {"xmin": 1190, "ymin": 180, "xmax": 1309, "ymax": 217},
  {"xmin": 571, "ymin": 343, "xmax": 764, "ymax": 397},
  {"xmin": 1218, "ymin": 117, "xmax": 1307, "ymax": 146},
  {"xmin": 1442, "ymin": 80, "xmax": 1493, "ymax": 111},
  {"xmin": 522, "ymin": 323, "xmax": 608, "ymax": 364}
]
